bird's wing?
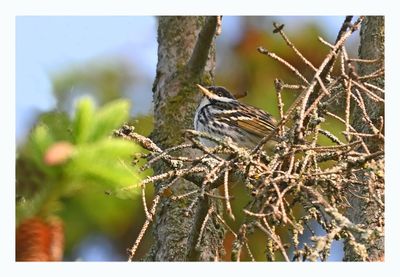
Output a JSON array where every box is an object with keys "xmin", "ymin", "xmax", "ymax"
[{"xmin": 236, "ymin": 106, "xmax": 277, "ymax": 138}]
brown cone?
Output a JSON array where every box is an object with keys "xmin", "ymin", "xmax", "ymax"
[{"xmin": 16, "ymin": 217, "xmax": 64, "ymax": 261}]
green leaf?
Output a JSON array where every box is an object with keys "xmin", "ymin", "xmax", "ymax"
[
  {"xmin": 74, "ymin": 138, "xmax": 138, "ymax": 160},
  {"xmin": 65, "ymin": 138, "xmax": 141, "ymax": 195},
  {"xmin": 72, "ymin": 98, "xmax": 95, "ymax": 144},
  {"xmin": 28, "ymin": 124, "xmax": 55, "ymax": 171},
  {"xmin": 88, "ymin": 99, "xmax": 131, "ymax": 142}
]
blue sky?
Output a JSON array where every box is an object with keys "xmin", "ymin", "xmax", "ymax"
[{"xmin": 16, "ymin": 16, "xmax": 157, "ymax": 142}]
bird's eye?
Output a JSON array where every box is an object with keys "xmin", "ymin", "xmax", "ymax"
[
  {"xmin": 206, "ymin": 86, "xmax": 236, "ymax": 100},
  {"xmin": 221, "ymin": 89, "xmax": 235, "ymax": 99}
]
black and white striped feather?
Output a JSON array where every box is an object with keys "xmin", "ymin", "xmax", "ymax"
[{"xmin": 194, "ymin": 86, "xmax": 277, "ymax": 149}]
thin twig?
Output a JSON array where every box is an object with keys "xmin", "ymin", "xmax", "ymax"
[
  {"xmin": 326, "ymin": 111, "xmax": 371, "ymax": 154},
  {"xmin": 255, "ymin": 220, "xmax": 290, "ymax": 262},
  {"xmin": 274, "ymin": 79, "xmax": 285, "ymax": 135},
  {"xmin": 352, "ymin": 80, "xmax": 384, "ymax": 102},
  {"xmin": 223, "ymin": 167, "xmax": 235, "ymax": 220},
  {"xmin": 258, "ymin": 47, "xmax": 309, "ymax": 85},
  {"xmin": 272, "ymin": 22, "xmax": 317, "ymax": 72},
  {"xmin": 128, "ymin": 195, "xmax": 160, "ymax": 261},
  {"xmin": 345, "ymin": 79, "xmax": 352, "ymax": 142},
  {"xmin": 318, "ymin": 36, "xmax": 334, "ymax": 49}
]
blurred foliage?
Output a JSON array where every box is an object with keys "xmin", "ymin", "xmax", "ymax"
[{"xmin": 16, "ymin": 97, "xmax": 151, "ymax": 259}]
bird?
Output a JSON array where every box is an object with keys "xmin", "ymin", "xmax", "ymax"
[{"xmin": 194, "ymin": 84, "xmax": 278, "ymax": 150}]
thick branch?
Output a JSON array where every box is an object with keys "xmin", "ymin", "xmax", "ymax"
[
  {"xmin": 187, "ymin": 16, "xmax": 218, "ymax": 77},
  {"xmin": 186, "ymin": 196, "xmax": 211, "ymax": 261}
]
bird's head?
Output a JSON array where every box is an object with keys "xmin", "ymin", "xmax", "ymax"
[{"xmin": 196, "ymin": 84, "xmax": 237, "ymax": 103}]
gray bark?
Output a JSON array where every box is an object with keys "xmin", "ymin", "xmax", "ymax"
[
  {"xmin": 351, "ymin": 16, "xmax": 384, "ymax": 153},
  {"xmin": 344, "ymin": 16, "xmax": 384, "ymax": 261},
  {"xmin": 146, "ymin": 16, "xmax": 224, "ymax": 261}
]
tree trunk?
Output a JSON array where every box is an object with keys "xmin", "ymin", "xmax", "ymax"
[
  {"xmin": 344, "ymin": 16, "xmax": 384, "ymax": 261},
  {"xmin": 146, "ymin": 16, "xmax": 224, "ymax": 261}
]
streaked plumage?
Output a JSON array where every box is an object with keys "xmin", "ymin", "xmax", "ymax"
[{"xmin": 194, "ymin": 85, "xmax": 277, "ymax": 149}]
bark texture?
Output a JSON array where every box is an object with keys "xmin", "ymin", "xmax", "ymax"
[
  {"xmin": 344, "ymin": 16, "xmax": 384, "ymax": 261},
  {"xmin": 146, "ymin": 16, "xmax": 224, "ymax": 261},
  {"xmin": 351, "ymin": 16, "xmax": 385, "ymax": 152}
]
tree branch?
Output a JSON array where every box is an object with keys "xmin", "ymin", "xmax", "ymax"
[
  {"xmin": 187, "ymin": 16, "xmax": 218, "ymax": 77},
  {"xmin": 186, "ymin": 196, "xmax": 211, "ymax": 261}
]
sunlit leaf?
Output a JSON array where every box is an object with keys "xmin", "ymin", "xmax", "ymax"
[
  {"xmin": 72, "ymin": 98, "xmax": 95, "ymax": 144},
  {"xmin": 65, "ymin": 138, "xmax": 141, "ymax": 195},
  {"xmin": 74, "ymin": 138, "xmax": 138, "ymax": 161},
  {"xmin": 88, "ymin": 99, "xmax": 131, "ymax": 142}
]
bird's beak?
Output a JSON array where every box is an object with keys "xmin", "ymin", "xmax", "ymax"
[{"xmin": 196, "ymin": 84, "xmax": 215, "ymax": 99}]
